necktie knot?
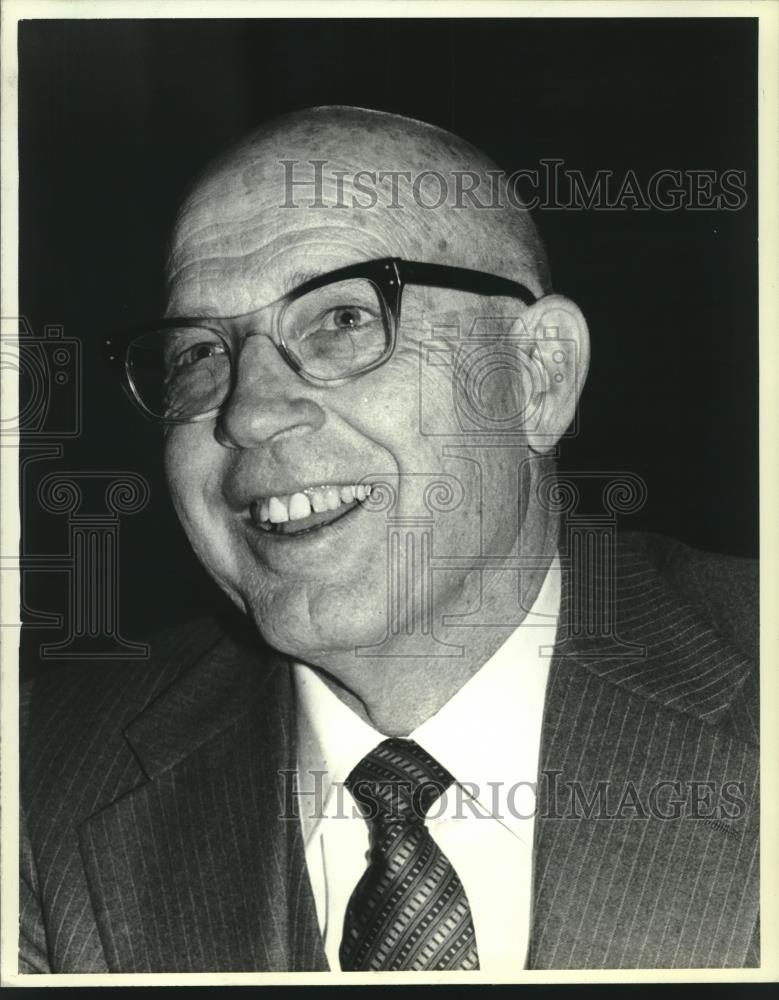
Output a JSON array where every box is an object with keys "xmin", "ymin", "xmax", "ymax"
[{"xmin": 345, "ymin": 737, "xmax": 454, "ymax": 826}]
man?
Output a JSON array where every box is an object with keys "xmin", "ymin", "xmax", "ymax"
[{"xmin": 20, "ymin": 107, "xmax": 759, "ymax": 973}]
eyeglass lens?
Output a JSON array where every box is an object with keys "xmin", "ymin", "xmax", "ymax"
[{"xmin": 125, "ymin": 277, "xmax": 391, "ymax": 420}]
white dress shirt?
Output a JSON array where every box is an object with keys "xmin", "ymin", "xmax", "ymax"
[{"xmin": 293, "ymin": 555, "xmax": 560, "ymax": 974}]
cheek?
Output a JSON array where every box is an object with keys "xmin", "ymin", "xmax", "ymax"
[
  {"xmin": 164, "ymin": 428, "xmax": 224, "ymax": 532},
  {"xmin": 342, "ymin": 361, "xmax": 424, "ymax": 455},
  {"xmin": 165, "ymin": 430, "xmax": 198, "ymax": 506},
  {"xmin": 164, "ymin": 429, "xmax": 255, "ymax": 610}
]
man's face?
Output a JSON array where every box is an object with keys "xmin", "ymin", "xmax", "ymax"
[{"xmin": 163, "ymin": 144, "xmax": 538, "ymax": 663}]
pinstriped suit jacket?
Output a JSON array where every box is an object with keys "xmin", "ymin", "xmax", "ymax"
[{"xmin": 19, "ymin": 532, "xmax": 760, "ymax": 973}]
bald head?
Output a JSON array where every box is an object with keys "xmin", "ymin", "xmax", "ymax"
[{"xmin": 165, "ymin": 106, "xmax": 550, "ymax": 315}]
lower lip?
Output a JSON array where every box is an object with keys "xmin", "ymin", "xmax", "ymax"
[{"xmin": 254, "ymin": 499, "xmax": 361, "ymax": 538}]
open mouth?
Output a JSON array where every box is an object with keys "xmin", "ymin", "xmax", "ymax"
[{"xmin": 249, "ymin": 483, "xmax": 373, "ymax": 537}]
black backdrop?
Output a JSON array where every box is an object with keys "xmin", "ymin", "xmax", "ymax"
[{"xmin": 18, "ymin": 18, "xmax": 758, "ymax": 664}]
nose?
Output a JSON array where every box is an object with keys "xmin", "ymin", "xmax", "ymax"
[{"xmin": 215, "ymin": 334, "xmax": 326, "ymax": 449}]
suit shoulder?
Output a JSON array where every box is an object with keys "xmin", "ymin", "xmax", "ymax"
[
  {"xmin": 614, "ymin": 532, "xmax": 759, "ymax": 740},
  {"xmin": 618, "ymin": 531, "xmax": 758, "ymax": 657},
  {"xmin": 21, "ymin": 617, "xmax": 226, "ymax": 819},
  {"xmin": 22, "ymin": 617, "xmax": 225, "ymax": 732}
]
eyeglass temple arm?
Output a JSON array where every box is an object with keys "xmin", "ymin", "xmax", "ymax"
[{"xmin": 397, "ymin": 260, "xmax": 537, "ymax": 305}]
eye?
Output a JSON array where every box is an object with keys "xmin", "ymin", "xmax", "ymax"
[
  {"xmin": 322, "ymin": 304, "xmax": 378, "ymax": 331},
  {"xmin": 169, "ymin": 339, "xmax": 228, "ymax": 370}
]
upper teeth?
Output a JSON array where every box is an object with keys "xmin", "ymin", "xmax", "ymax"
[{"xmin": 253, "ymin": 483, "xmax": 372, "ymax": 524}]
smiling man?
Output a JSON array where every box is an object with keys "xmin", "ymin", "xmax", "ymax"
[{"xmin": 20, "ymin": 107, "xmax": 760, "ymax": 974}]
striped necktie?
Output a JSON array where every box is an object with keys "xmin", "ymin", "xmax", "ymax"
[{"xmin": 339, "ymin": 737, "xmax": 480, "ymax": 971}]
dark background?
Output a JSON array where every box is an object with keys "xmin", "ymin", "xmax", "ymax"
[{"xmin": 18, "ymin": 18, "xmax": 759, "ymax": 665}]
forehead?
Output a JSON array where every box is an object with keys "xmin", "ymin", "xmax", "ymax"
[{"xmin": 165, "ymin": 154, "xmax": 469, "ymax": 317}]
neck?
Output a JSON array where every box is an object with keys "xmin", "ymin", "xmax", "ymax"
[{"xmin": 314, "ymin": 624, "xmax": 522, "ymax": 736}]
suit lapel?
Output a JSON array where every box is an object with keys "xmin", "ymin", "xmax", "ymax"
[
  {"xmin": 528, "ymin": 543, "xmax": 759, "ymax": 969},
  {"xmin": 78, "ymin": 632, "xmax": 326, "ymax": 972}
]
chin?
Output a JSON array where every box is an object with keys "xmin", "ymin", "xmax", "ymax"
[{"xmin": 247, "ymin": 590, "xmax": 388, "ymax": 665}]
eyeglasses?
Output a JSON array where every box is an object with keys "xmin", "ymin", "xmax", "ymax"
[{"xmin": 105, "ymin": 257, "xmax": 537, "ymax": 424}]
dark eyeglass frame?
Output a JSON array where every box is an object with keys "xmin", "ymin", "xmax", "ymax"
[{"xmin": 105, "ymin": 256, "xmax": 538, "ymax": 424}]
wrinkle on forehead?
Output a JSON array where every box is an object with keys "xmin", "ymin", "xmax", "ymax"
[
  {"xmin": 166, "ymin": 226, "xmax": 398, "ymax": 316},
  {"xmin": 166, "ymin": 106, "xmax": 550, "ymax": 312}
]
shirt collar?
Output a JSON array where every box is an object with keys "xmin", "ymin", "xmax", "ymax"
[{"xmin": 294, "ymin": 553, "xmax": 560, "ymax": 846}]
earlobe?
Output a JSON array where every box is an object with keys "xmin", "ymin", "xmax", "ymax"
[{"xmin": 523, "ymin": 295, "xmax": 590, "ymax": 454}]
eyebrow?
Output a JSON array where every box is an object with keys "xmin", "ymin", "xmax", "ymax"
[
  {"xmin": 179, "ymin": 269, "xmax": 324, "ymax": 322},
  {"xmin": 287, "ymin": 268, "xmax": 321, "ymax": 293}
]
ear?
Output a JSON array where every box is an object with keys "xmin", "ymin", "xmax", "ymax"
[{"xmin": 519, "ymin": 294, "xmax": 590, "ymax": 454}]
